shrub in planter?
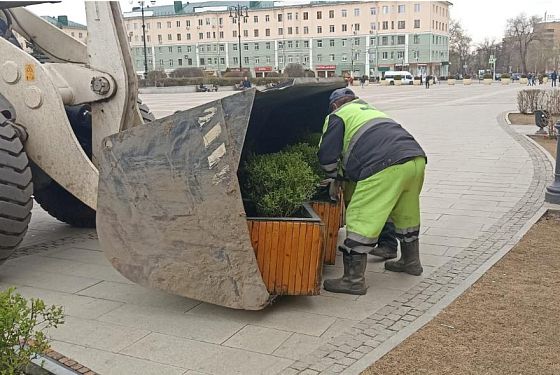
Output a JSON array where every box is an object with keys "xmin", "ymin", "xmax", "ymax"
[
  {"xmin": 483, "ymin": 73, "xmax": 493, "ymax": 79},
  {"xmin": 439, "ymin": 76, "xmax": 448, "ymax": 81},
  {"xmin": 463, "ymin": 74, "xmax": 471, "ymax": 79},
  {"xmin": 242, "ymin": 151, "xmax": 320, "ymax": 217},
  {"xmin": 169, "ymin": 67, "xmax": 204, "ymax": 78},
  {"xmin": 0, "ymin": 288, "xmax": 64, "ymax": 374},
  {"xmin": 284, "ymin": 142, "xmax": 323, "ymax": 177},
  {"xmin": 501, "ymin": 73, "xmax": 511, "ymax": 79}
]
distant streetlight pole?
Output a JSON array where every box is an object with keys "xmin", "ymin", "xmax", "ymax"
[
  {"xmin": 138, "ymin": 0, "xmax": 155, "ymax": 79},
  {"xmin": 229, "ymin": 4, "xmax": 248, "ymax": 73}
]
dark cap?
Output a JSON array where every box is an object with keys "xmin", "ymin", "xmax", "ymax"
[{"xmin": 329, "ymin": 88, "xmax": 356, "ymax": 106}]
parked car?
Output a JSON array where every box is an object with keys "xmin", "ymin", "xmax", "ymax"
[{"xmin": 383, "ymin": 71, "xmax": 414, "ymax": 85}]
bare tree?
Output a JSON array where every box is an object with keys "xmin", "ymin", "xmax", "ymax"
[
  {"xmin": 505, "ymin": 14, "xmax": 541, "ymax": 73},
  {"xmin": 449, "ymin": 20, "xmax": 472, "ymax": 75}
]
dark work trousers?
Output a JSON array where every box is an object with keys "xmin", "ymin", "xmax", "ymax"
[{"xmin": 378, "ymin": 221, "xmax": 399, "ymax": 251}]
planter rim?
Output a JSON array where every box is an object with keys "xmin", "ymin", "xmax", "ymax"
[{"xmin": 246, "ymin": 202, "xmax": 322, "ymax": 222}]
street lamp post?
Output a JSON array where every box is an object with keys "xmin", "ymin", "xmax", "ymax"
[
  {"xmin": 229, "ymin": 4, "xmax": 248, "ymax": 73},
  {"xmin": 138, "ymin": 1, "xmax": 155, "ymax": 79}
]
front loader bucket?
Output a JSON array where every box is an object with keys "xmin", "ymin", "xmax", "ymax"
[{"xmin": 96, "ymin": 78, "xmax": 345, "ymax": 310}]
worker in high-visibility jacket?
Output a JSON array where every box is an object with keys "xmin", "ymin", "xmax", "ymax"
[{"xmin": 319, "ymin": 88, "xmax": 427, "ymax": 295}]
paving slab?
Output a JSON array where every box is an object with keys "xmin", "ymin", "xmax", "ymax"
[{"xmin": 1, "ymin": 83, "xmax": 550, "ymax": 374}]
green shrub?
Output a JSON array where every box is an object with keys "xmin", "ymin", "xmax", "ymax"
[
  {"xmin": 521, "ymin": 74, "xmax": 527, "ymax": 78},
  {"xmin": 439, "ymin": 76, "xmax": 448, "ymax": 81},
  {"xmin": 483, "ymin": 73, "xmax": 493, "ymax": 79},
  {"xmin": 242, "ymin": 151, "xmax": 320, "ymax": 217},
  {"xmin": 169, "ymin": 67, "xmax": 204, "ymax": 78},
  {"xmin": 284, "ymin": 143, "xmax": 323, "ymax": 177},
  {"xmin": 0, "ymin": 288, "xmax": 64, "ymax": 374},
  {"xmin": 463, "ymin": 74, "xmax": 472, "ymax": 79},
  {"xmin": 501, "ymin": 73, "xmax": 511, "ymax": 79}
]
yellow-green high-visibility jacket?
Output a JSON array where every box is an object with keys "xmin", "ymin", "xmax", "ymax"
[{"xmin": 318, "ymin": 99, "xmax": 426, "ymax": 182}]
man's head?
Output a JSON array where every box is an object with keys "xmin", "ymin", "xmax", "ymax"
[{"xmin": 329, "ymin": 88, "xmax": 356, "ymax": 112}]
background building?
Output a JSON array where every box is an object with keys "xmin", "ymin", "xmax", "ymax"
[
  {"xmin": 123, "ymin": 1, "xmax": 451, "ymax": 78},
  {"xmin": 42, "ymin": 15, "xmax": 88, "ymax": 43}
]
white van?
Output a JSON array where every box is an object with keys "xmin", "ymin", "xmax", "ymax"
[{"xmin": 383, "ymin": 71, "xmax": 414, "ymax": 85}]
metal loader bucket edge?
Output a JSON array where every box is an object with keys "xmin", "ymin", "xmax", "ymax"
[{"xmin": 96, "ymin": 89, "xmax": 271, "ymax": 310}]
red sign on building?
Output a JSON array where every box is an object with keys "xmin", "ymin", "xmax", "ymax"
[
  {"xmin": 315, "ymin": 65, "xmax": 336, "ymax": 71},
  {"xmin": 255, "ymin": 66, "xmax": 273, "ymax": 72}
]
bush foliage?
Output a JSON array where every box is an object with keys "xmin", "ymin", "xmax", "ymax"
[
  {"xmin": 242, "ymin": 151, "xmax": 320, "ymax": 217},
  {"xmin": 284, "ymin": 142, "xmax": 324, "ymax": 177},
  {"xmin": 0, "ymin": 288, "xmax": 64, "ymax": 374},
  {"xmin": 517, "ymin": 89, "xmax": 560, "ymax": 115},
  {"xmin": 169, "ymin": 67, "xmax": 204, "ymax": 78}
]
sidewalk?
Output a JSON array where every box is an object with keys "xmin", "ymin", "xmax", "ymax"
[{"xmin": 1, "ymin": 84, "xmax": 551, "ymax": 375}]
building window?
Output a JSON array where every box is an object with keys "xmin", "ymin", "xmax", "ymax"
[
  {"xmin": 278, "ymin": 41, "xmax": 284, "ymax": 49},
  {"xmin": 287, "ymin": 12, "xmax": 292, "ymax": 20},
  {"xmin": 78, "ymin": 32, "xmax": 83, "ymax": 38},
  {"xmin": 199, "ymin": 19, "xmax": 203, "ymax": 26},
  {"xmin": 243, "ymin": 43, "xmax": 249, "ymax": 51},
  {"xmin": 303, "ymin": 26, "xmax": 309, "ymax": 34},
  {"xmin": 382, "ymin": 6, "xmax": 389, "ymax": 14},
  {"xmin": 317, "ymin": 39, "xmax": 323, "ymax": 47},
  {"xmin": 187, "ymin": 58, "xmax": 192, "ymax": 65},
  {"xmin": 199, "ymin": 32, "xmax": 203, "ymax": 39},
  {"xmin": 177, "ymin": 33, "xmax": 181, "ymax": 41},
  {"xmin": 354, "ymin": 23, "xmax": 360, "ymax": 31},
  {"xmin": 288, "ymin": 27, "xmax": 293, "ymax": 35},
  {"xmin": 317, "ymin": 54, "xmax": 322, "ymax": 62},
  {"xmin": 341, "ymin": 54, "xmax": 347, "ymax": 62},
  {"xmin": 167, "ymin": 21, "xmax": 172, "ymax": 28},
  {"xmin": 414, "ymin": 3, "xmax": 421, "ymax": 12},
  {"xmin": 254, "ymin": 15, "xmax": 258, "ymax": 23},
  {"xmin": 413, "ymin": 34, "xmax": 420, "ymax": 44},
  {"xmin": 329, "ymin": 25, "xmax": 335, "ymax": 33},
  {"xmin": 303, "ymin": 12, "xmax": 308, "ymax": 20},
  {"xmin": 382, "ymin": 52, "xmax": 388, "ymax": 59},
  {"xmin": 398, "ymin": 5, "xmax": 405, "ymax": 13},
  {"xmin": 186, "ymin": 20, "xmax": 191, "ymax": 27},
  {"xmin": 329, "ymin": 54, "xmax": 335, "ymax": 61},
  {"xmin": 397, "ymin": 51, "xmax": 404, "ymax": 59},
  {"xmin": 266, "ymin": 42, "xmax": 271, "ymax": 49},
  {"xmin": 354, "ymin": 8, "xmax": 360, "ymax": 16},
  {"xmin": 329, "ymin": 10, "xmax": 334, "ymax": 18},
  {"xmin": 220, "ymin": 57, "xmax": 225, "ymax": 64},
  {"xmin": 205, "ymin": 18, "xmax": 210, "ymax": 25},
  {"xmin": 295, "ymin": 26, "xmax": 299, "ymax": 34},
  {"xmin": 169, "ymin": 59, "xmax": 173, "ymax": 66},
  {"xmin": 341, "ymin": 9, "xmax": 347, "ymax": 17},
  {"xmin": 370, "ymin": 22, "xmax": 376, "ymax": 30},
  {"xmin": 304, "ymin": 40, "xmax": 309, "ymax": 48},
  {"xmin": 159, "ymin": 59, "xmax": 163, "ymax": 66},
  {"xmin": 288, "ymin": 56, "xmax": 293, "ymax": 63},
  {"xmin": 220, "ymin": 31, "xmax": 224, "ymax": 38},
  {"xmin": 157, "ymin": 22, "xmax": 161, "ymax": 29},
  {"xmin": 233, "ymin": 56, "xmax": 238, "ymax": 64},
  {"xmin": 187, "ymin": 33, "xmax": 191, "ymax": 40},
  {"xmin": 278, "ymin": 28, "xmax": 283, "ymax": 35},
  {"xmin": 187, "ymin": 46, "xmax": 192, "ymax": 52},
  {"xmin": 370, "ymin": 7, "xmax": 376, "ymax": 15},
  {"xmin": 219, "ymin": 44, "xmax": 225, "ymax": 52},
  {"xmin": 317, "ymin": 11, "xmax": 322, "ymax": 20},
  {"xmin": 200, "ymin": 45, "xmax": 205, "ymax": 52},
  {"xmin": 254, "ymin": 29, "xmax": 259, "ymax": 37},
  {"xmin": 354, "ymin": 38, "xmax": 360, "ymax": 46},
  {"xmin": 243, "ymin": 30, "xmax": 248, "ymax": 37},
  {"xmin": 254, "ymin": 42, "xmax": 259, "ymax": 50},
  {"xmin": 157, "ymin": 34, "xmax": 162, "ymax": 43},
  {"xmin": 167, "ymin": 34, "xmax": 172, "ymax": 41},
  {"xmin": 398, "ymin": 21, "xmax": 405, "ymax": 29},
  {"xmin": 255, "ymin": 56, "xmax": 260, "ymax": 64},
  {"xmin": 341, "ymin": 39, "xmax": 346, "ymax": 47},
  {"xmin": 233, "ymin": 44, "xmax": 237, "ymax": 50},
  {"xmin": 342, "ymin": 24, "xmax": 347, "ymax": 32},
  {"xmin": 329, "ymin": 39, "xmax": 335, "ymax": 47},
  {"xmin": 397, "ymin": 35, "xmax": 405, "ymax": 44},
  {"xmin": 381, "ymin": 36, "xmax": 388, "ymax": 45},
  {"xmin": 176, "ymin": 21, "xmax": 181, "ymax": 27},
  {"xmin": 233, "ymin": 30, "xmax": 237, "ymax": 37},
  {"xmin": 168, "ymin": 46, "xmax": 173, "ymax": 53},
  {"xmin": 278, "ymin": 14, "xmax": 283, "ymax": 22},
  {"xmin": 317, "ymin": 26, "xmax": 322, "ymax": 33},
  {"xmin": 279, "ymin": 56, "xmax": 284, "ymax": 64},
  {"xmin": 178, "ymin": 58, "xmax": 183, "ymax": 66},
  {"xmin": 391, "ymin": 21, "xmax": 395, "ymax": 29},
  {"xmin": 414, "ymin": 20, "xmax": 420, "ymax": 29}
]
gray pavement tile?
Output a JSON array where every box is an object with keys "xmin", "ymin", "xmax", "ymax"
[
  {"xmin": 223, "ymin": 325, "xmax": 292, "ymax": 354},
  {"xmin": 41, "ymin": 247, "xmax": 110, "ymax": 265},
  {"xmin": 272, "ymin": 333, "xmax": 326, "ymax": 361},
  {"xmin": 47, "ymin": 315, "xmax": 150, "ymax": 352},
  {"xmin": 77, "ymin": 280, "xmax": 200, "ymax": 311},
  {"xmin": 98, "ymin": 303, "xmax": 245, "ymax": 344},
  {"xmin": 52, "ymin": 341, "xmax": 186, "ymax": 375}
]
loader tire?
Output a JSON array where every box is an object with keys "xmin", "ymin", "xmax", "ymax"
[
  {"xmin": 32, "ymin": 100, "xmax": 154, "ymax": 228},
  {"xmin": 0, "ymin": 120, "xmax": 33, "ymax": 264}
]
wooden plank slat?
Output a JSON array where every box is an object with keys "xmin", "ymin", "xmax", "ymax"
[
  {"xmin": 301, "ymin": 223, "xmax": 314, "ymax": 294},
  {"xmin": 295, "ymin": 223, "xmax": 308, "ymax": 294},
  {"xmin": 308, "ymin": 224, "xmax": 324, "ymax": 293},
  {"xmin": 275, "ymin": 222, "xmax": 287, "ymax": 294},
  {"xmin": 256, "ymin": 221, "xmax": 267, "ymax": 272},
  {"xmin": 288, "ymin": 222, "xmax": 300, "ymax": 295},
  {"xmin": 268, "ymin": 222, "xmax": 280, "ymax": 293},
  {"xmin": 262, "ymin": 222, "xmax": 273, "ymax": 289},
  {"xmin": 282, "ymin": 222, "xmax": 293, "ymax": 294}
]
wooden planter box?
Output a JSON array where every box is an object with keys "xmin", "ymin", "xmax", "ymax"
[
  {"xmin": 247, "ymin": 203, "xmax": 325, "ymax": 296},
  {"xmin": 520, "ymin": 78, "xmax": 528, "ymax": 84},
  {"xmin": 311, "ymin": 197, "xmax": 344, "ymax": 265},
  {"xmin": 483, "ymin": 78, "xmax": 493, "ymax": 85},
  {"xmin": 380, "ymin": 80, "xmax": 389, "ymax": 86},
  {"xmin": 463, "ymin": 79, "xmax": 472, "ymax": 85},
  {"xmin": 501, "ymin": 78, "xmax": 511, "ymax": 85},
  {"xmin": 447, "ymin": 79, "xmax": 456, "ymax": 85},
  {"xmin": 413, "ymin": 79, "xmax": 421, "ymax": 86}
]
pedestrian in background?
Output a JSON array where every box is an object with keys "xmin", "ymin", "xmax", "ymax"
[
  {"xmin": 552, "ymin": 70, "xmax": 558, "ymax": 87},
  {"xmin": 425, "ymin": 74, "xmax": 430, "ymax": 89}
]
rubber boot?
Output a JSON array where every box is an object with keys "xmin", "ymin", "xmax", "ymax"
[
  {"xmin": 384, "ymin": 239, "xmax": 423, "ymax": 276},
  {"xmin": 324, "ymin": 251, "xmax": 367, "ymax": 295},
  {"xmin": 369, "ymin": 244, "xmax": 398, "ymax": 259}
]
